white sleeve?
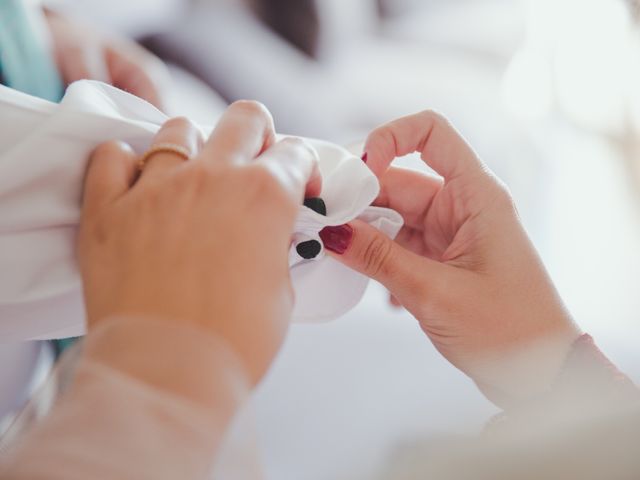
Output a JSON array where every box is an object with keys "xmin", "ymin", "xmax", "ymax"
[{"xmin": 0, "ymin": 81, "xmax": 402, "ymax": 341}]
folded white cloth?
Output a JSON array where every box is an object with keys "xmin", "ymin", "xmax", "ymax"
[{"xmin": 0, "ymin": 81, "xmax": 403, "ymax": 340}]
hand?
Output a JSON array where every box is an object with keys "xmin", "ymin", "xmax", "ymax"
[
  {"xmin": 78, "ymin": 102, "xmax": 320, "ymax": 384},
  {"xmin": 46, "ymin": 10, "xmax": 169, "ymax": 109},
  {"xmin": 322, "ymin": 111, "xmax": 581, "ymax": 407}
]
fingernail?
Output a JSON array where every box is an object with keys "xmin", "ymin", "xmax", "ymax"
[
  {"xmin": 319, "ymin": 224, "xmax": 353, "ymax": 255},
  {"xmin": 361, "ymin": 152, "xmax": 368, "ymax": 163}
]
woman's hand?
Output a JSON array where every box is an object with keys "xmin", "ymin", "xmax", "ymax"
[
  {"xmin": 322, "ymin": 111, "xmax": 581, "ymax": 407},
  {"xmin": 78, "ymin": 102, "xmax": 320, "ymax": 384},
  {"xmin": 46, "ymin": 10, "xmax": 169, "ymax": 109}
]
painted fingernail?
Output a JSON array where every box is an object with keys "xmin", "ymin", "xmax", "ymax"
[
  {"xmin": 319, "ymin": 224, "xmax": 353, "ymax": 255},
  {"xmin": 361, "ymin": 152, "xmax": 368, "ymax": 163}
]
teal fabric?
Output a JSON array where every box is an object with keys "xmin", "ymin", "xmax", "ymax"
[{"xmin": 0, "ymin": 0, "xmax": 63, "ymax": 101}]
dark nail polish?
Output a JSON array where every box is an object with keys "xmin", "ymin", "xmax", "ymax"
[
  {"xmin": 319, "ymin": 224, "xmax": 353, "ymax": 255},
  {"xmin": 361, "ymin": 152, "xmax": 368, "ymax": 163}
]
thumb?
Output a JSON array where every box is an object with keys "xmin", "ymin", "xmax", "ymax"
[{"xmin": 320, "ymin": 219, "xmax": 447, "ymax": 308}]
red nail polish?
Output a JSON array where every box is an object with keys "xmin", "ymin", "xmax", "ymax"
[
  {"xmin": 319, "ymin": 224, "xmax": 353, "ymax": 255},
  {"xmin": 361, "ymin": 152, "xmax": 368, "ymax": 163}
]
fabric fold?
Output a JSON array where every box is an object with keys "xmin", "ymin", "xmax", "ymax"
[{"xmin": 0, "ymin": 80, "xmax": 403, "ymax": 339}]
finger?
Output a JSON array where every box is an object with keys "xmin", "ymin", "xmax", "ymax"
[
  {"xmin": 389, "ymin": 294, "xmax": 403, "ymax": 308},
  {"xmin": 105, "ymin": 45, "xmax": 167, "ymax": 109},
  {"xmin": 255, "ymin": 137, "xmax": 321, "ymax": 204},
  {"xmin": 57, "ymin": 45, "xmax": 96, "ymax": 83},
  {"xmin": 363, "ymin": 110, "xmax": 490, "ymax": 182},
  {"xmin": 320, "ymin": 219, "xmax": 449, "ymax": 309},
  {"xmin": 305, "ymin": 167, "xmax": 323, "ymax": 198},
  {"xmin": 200, "ymin": 100, "xmax": 276, "ymax": 166},
  {"xmin": 374, "ymin": 166, "xmax": 443, "ymax": 230},
  {"xmin": 138, "ymin": 117, "xmax": 203, "ymax": 182},
  {"xmin": 83, "ymin": 141, "xmax": 137, "ymax": 216}
]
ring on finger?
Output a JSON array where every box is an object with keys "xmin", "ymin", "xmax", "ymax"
[{"xmin": 138, "ymin": 143, "xmax": 192, "ymax": 171}]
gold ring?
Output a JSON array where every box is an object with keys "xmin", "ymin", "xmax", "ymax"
[{"xmin": 138, "ymin": 143, "xmax": 191, "ymax": 171}]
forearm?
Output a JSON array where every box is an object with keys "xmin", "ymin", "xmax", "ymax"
[{"xmin": 0, "ymin": 317, "xmax": 250, "ymax": 480}]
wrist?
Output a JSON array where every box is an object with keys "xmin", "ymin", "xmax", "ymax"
[
  {"xmin": 473, "ymin": 318, "xmax": 582, "ymax": 409},
  {"xmin": 85, "ymin": 295, "xmax": 279, "ymax": 387},
  {"xmin": 82, "ymin": 316, "xmax": 250, "ymax": 418}
]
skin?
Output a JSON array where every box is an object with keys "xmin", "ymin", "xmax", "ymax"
[
  {"xmin": 80, "ymin": 106, "xmax": 579, "ymax": 407},
  {"xmin": 46, "ymin": 10, "xmax": 169, "ymax": 110},
  {"xmin": 2, "ymin": 111, "xmax": 628, "ymax": 480},
  {"xmin": 78, "ymin": 101, "xmax": 321, "ymax": 385},
  {"xmin": 329, "ymin": 111, "xmax": 582, "ymax": 407}
]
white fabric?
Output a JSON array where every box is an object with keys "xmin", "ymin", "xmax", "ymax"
[
  {"xmin": 0, "ymin": 81, "xmax": 403, "ymax": 340},
  {"xmin": 0, "ymin": 341, "xmax": 53, "ymax": 423}
]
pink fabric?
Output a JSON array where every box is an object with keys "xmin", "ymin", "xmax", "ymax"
[
  {"xmin": 487, "ymin": 334, "xmax": 638, "ymax": 434},
  {"xmin": 551, "ymin": 334, "xmax": 637, "ymax": 401},
  {"xmin": 0, "ymin": 326, "xmax": 636, "ymax": 479},
  {"xmin": 0, "ymin": 318, "xmax": 250, "ymax": 480}
]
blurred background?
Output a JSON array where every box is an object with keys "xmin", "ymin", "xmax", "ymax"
[{"xmin": 40, "ymin": 0, "xmax": 640, "ymax": 478}]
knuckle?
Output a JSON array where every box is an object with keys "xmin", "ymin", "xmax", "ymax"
[
  {"xmin": 492, "ymin": 181, "xmax": 517, "ymax": 212},
  {"xmin": 140, "ymin": 180, "xmax": 167, "ymax": 205},
  {"xmin": 361, "ymin": 235, "xmax": 394, "ymax": 278},
  {"xmin": 280, "ymin": 137, "xmax": 318, "ymax": 161},
  {"xmin": 247, "ymin": 165, "xmax": 278, "ymax": 193},
  {"xmin": 372, "ymin": 124, "xmax": 395, "ymax": 146},
  {"xmin": 367, "ymin": 126, "xmax": 398, "ymax": 159},
  {"xmin": 419, "ymin": 109, "xmax": 450, "ymax": 129},
  {"xmin": 229, "ymin": 100, "xmax": 271, "ymax": 121},
  {"xmin": 176, "ymin": 161, "xmax": 215, "ymax": 193},
  {"xmin": 91, "ymin": 140, "xmax": 126, "ymax": 161},
  {"xmin": 246, "ymin": 165, "xmax": 293, "ymax": 208},
  {"xmin": 247, "ymin": 163, "xmax": 275, "ymax": 185},
  {"xmin": 192, "ymin": 160, "xmax": 217, "ymax": 182},
  {"xmin": 279, "ymin": 136, "xmax": 305, "ymax": 149},
  {"xmin": 163, "ymin": 116, "xmax": 196, "ymax": 131}
]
